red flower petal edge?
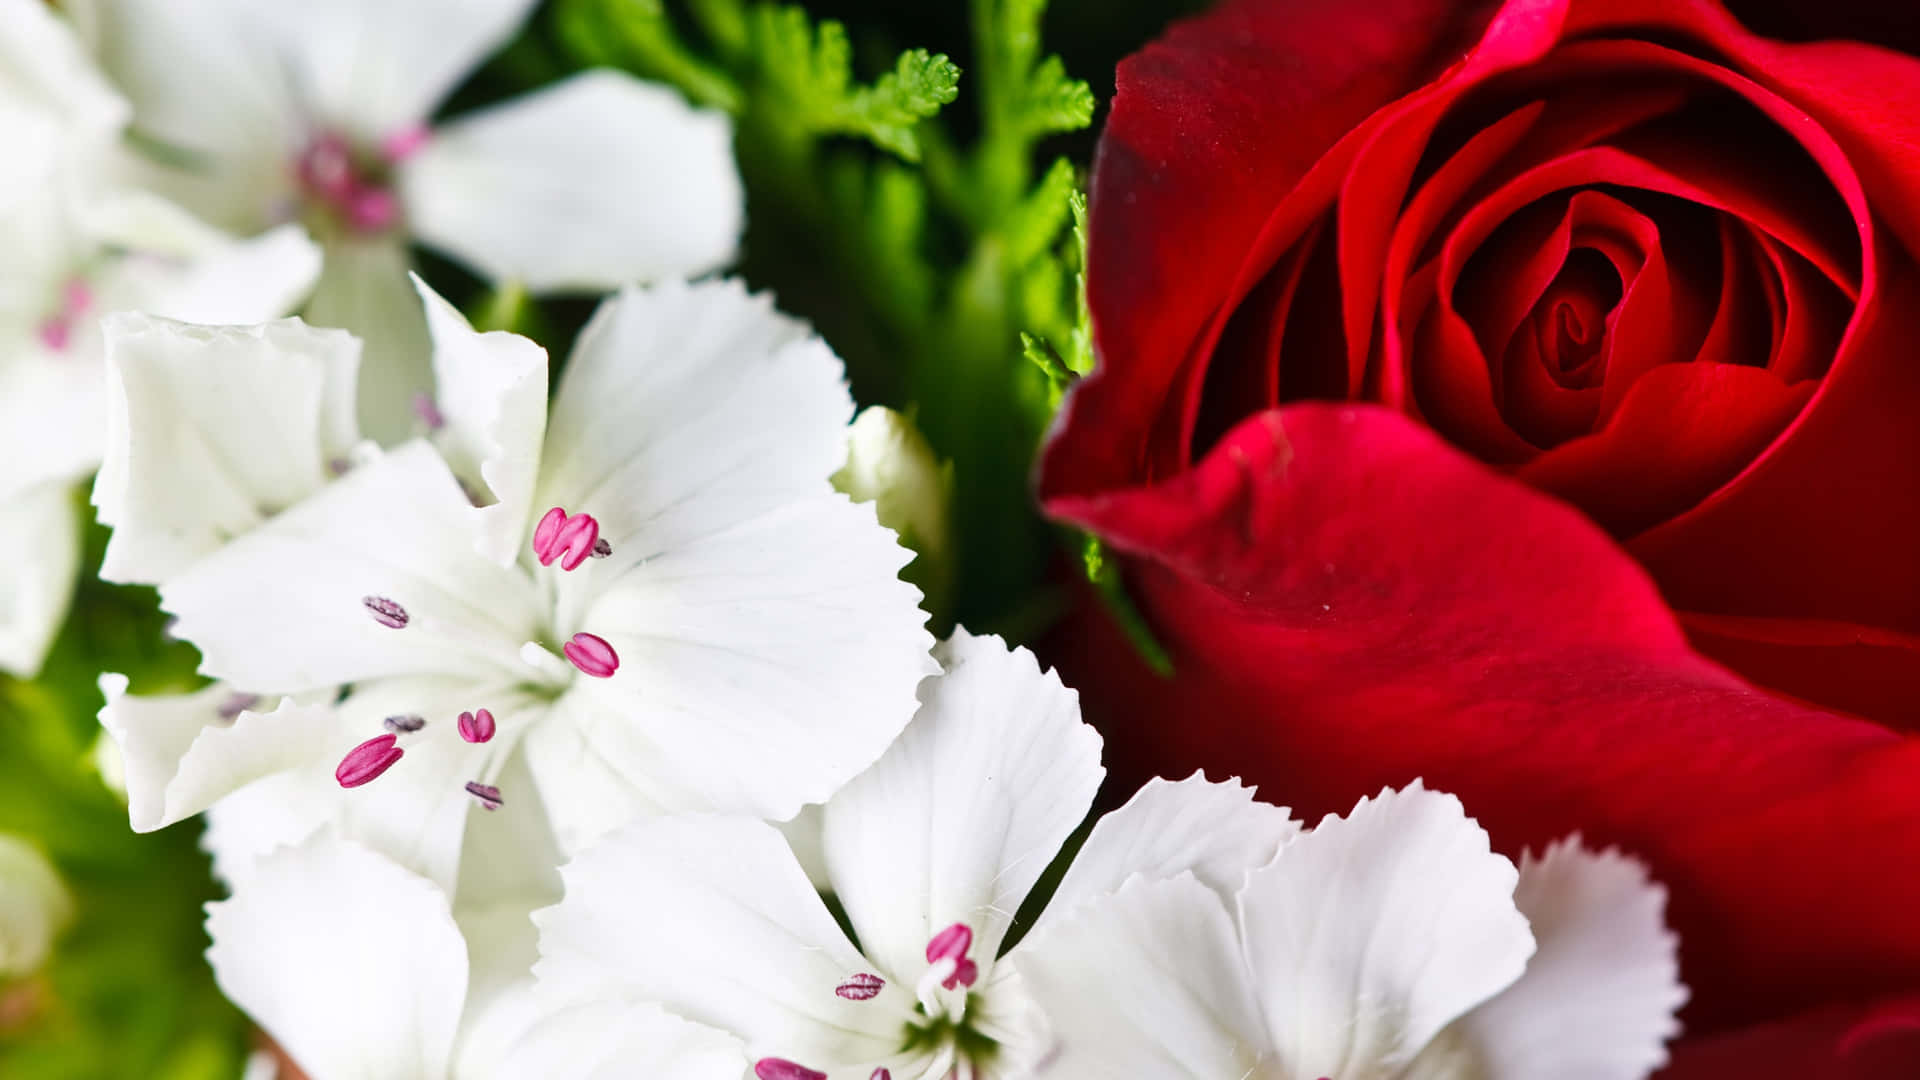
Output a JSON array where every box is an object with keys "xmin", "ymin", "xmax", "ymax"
[{"xmin": 1044, "ymin": 404, "xmax": 1920, "ymax": 1033}]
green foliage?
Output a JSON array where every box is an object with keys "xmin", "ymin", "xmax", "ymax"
[
  {"xmin": 0, "ymin": 510, "xmax": 245, "ymax": 1079},
  {"xmin": 549, "ymin": 0, "xmax": 1095, "ymax": 633}
]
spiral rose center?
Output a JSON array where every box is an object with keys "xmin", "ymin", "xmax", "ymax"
[{"xmin": 1532, "ymin": 248, "xmax": 1620, "ymax": 389}]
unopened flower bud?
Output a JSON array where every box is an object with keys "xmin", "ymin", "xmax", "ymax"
[
  {"xmin": 0, "ymin": 835, "xmax": 72, "ymax": 978},
  {"xmin": 832, "ymin": 407, "xmax": 953, "ymax": 619}
]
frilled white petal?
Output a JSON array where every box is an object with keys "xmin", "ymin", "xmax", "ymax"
[
  {"xmin": 0, "ymin": 0, "xmax": 128, "ymax": 150},
  {"xmin": 1422, "ymin": 839, "xmax": 1686, "ymax": 1080},
  {"xmin": 534, "ymin": 495, "xmax": 931, "ymax": 846},
  {"xmin": 95, "ymin": 675, "xmax": 337, "ymax": 833},
  {"xmin": 0, "ymin": 481, "xmax": 78, "ymax": 678},
  {"xmin": 1238, "ymin": 782, "xmax": 1535, "ymax": 1080},
  {"xmin": 241, "ymin": 0, "xmax": 536, "ymax": 142},
  {"xmin": 821, "ymin": 631, "xmax": 1102, "ymax": 988},
  {"xmin": 533, "ymin": 815, "xmax": 907, "ymax": 1068},
  {"xmin": 304, "ymin": 237, "xmax": 433, "ymax": 444},
  {"xmin": 94, "ymin": 314, "xmax": 361, "ymax": 585},
  {"xmin": 92, "ymin": 217, "xmax": 322, "ymax": 328},
  {"xmin": 1013, "ymin": 874, "xmax": 1270, "ymax": 1080},
  {"xmin": 1037, "ymin": 772, "xmax": 1299, "ymax": 934},
  {"xmin": 483, "ymin": 1000, "xmax": 745, "ymax": 1080},
  {"xmin": 161, "ymin": 442, "xmax": 541, "ymax": 692},
  {"xmin": 415, "ymin": 276, "xmax": 547, "ymax": 565},
  {"xmin": 80, "ymin": 0, "xmax": 295, "ymax": 231},
  {"xmin": 206, "ymin": 834, "xmax": 469, "ymax": 1080},
  {"xmin": 401, "ymin": 71, "xmax": 741, "ymax": 292},
  {"xmin": 536, "ymin": 279, "xmax": 843, "ymax": 558}
]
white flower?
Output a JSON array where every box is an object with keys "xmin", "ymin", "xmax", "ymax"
[
  {"xmin": 95, "ymin": 277, "xmax": 935, "ymax": 907},
  {"xmin": 0, "ymin": 834, "xmax": 71, "ymax": 978},
  {"xmin": 204, "ymin": 832, "xmax": 747, "ymax": 1080},
  {"xmin": 80, "ymin": 0, "xmax": 744, "ymax": 439},
  {"xmin": 1013, "ymin": 783, "xmax": 1688, "ymax": 1080},
  {"xmin": 0, "ymin": 0, "xmax": 322, "ymax": 677},
  {"xmin": 527, "ymin": 630, "xmax": 1300, "ymax": 1079}
]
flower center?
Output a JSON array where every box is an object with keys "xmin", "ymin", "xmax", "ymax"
[
  {"xmin": 754, "ymin": 924, "xmax": 995, "ymax": 1080},
  {"xmin": 331, "ymin": 507, "xmax": 622, "ymax": 808},
  {"xmin": 293, "ymin": 126, "xmax": 424, "ymax": 236}
]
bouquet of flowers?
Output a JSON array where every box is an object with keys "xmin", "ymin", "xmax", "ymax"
[{"xmin": 2, "ymin": 0, "xmax": 1915, "ymax": 1076}]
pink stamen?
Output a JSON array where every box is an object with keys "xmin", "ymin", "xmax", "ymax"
[
  {"xmin": 835, "ymin": 973, "xmax": 884, "ymax": 1001},
  {"xmin": 362, "ymin": 595, "xmax": 409, "ymax": 629},
  {"xmin": 457, "ymin": 708, "xmax": 497, "ymax": 744},
  {"xmin": 412, "ymin": 393, "xmax": 446, "ymax": 431},
  {"xmin": 381, "ymin": 124, "xmax": 431, "ymax": 162},
  {"xmin": 37, "ymin": 318, "xmax": 72, "ymax": 351},
  {"xmin": 531, "ymin": 507, "xmax": 602, "ymax": 571},
  {"xmin": 872, "ymin": 1071, "xmax": 892, "ymax": 1080},
  {"xmin": 336, "ymin": 735, "xmax": 403, "ymax": 788},
  {"xmin": 296, "ymin": 134, "xmax": 357, "ymax": 202},
  {"xmin": 36, "ymin": 278, "xmax": 94, "ymax": 353},
  {"xmin": 753, "ymin": 1061, "xmax": 826, "ymax": 1080},
  {"xmin": 563, "ymin": 632, "xmax": 619, "ymax": 678},
  {"xmin": 216, "ymin": 693, "xmax": 261, "ymax": 721},
  {"xmin": 383, "ymin": 714, "xmax": 426, "ymax": 734},
  {"xmin": 925, "ymin": 923, "xmax": 978, "ymax": 990},
  {"xmin": 465, "ymin": 781, "xmax": 503, "ymax": 811},
  {"xmin": 345, "ymin": 187, "xmax": 399, "ymax": 231}
]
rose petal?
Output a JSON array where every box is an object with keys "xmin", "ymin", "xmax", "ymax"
[
  {"xmin": 1044, "ymin": 403, "xmax": 1920, "ymax": 1031},
  {"xmin": 1655, "ymin": 992, "xmax": 1920, "ymax": 1079},
  {"xmin": 1054, "ymin": 0, "xmax": 1505, "ymax": 494},
  {"xmin": 1520, "ymin": 361, "xmax": 1816, "ymax": 536}
]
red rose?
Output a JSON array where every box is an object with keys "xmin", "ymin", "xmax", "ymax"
[{"xmin": 1038, "ymin": 0, "xmax": 1920, "ymax": 1070}]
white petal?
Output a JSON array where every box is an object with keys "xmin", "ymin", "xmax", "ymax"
[
  {"xmin": 1012, "ymin": 874, "xmax": 1270, "ymax": 1080},
  {"xmin": 533, "ymin": 815, "xmax": 907, "ymax": 1067},
  {"xmin": 401, "ymin": 71, "xmax": 741, "ymax": 292},
  {"xmin": 821, "ymin": 631, "xmax": 1102, "ymax": 988},
  {"xmin": 1237, "ymin": 782, "xmax": 1536, "ymax": 1078},
  {"xmin": 160, "ymin": 442, "xmax": 541, "ymax": 693},
  {"xmin": 81, "ymin": 0, "xmax": 295, "ymax": 230},
  {"xmin": 0, "ymin": 481, "xmax": 79, "ymax": 678},
  {"xmin": 536, "ymin": 279, "xmax": 843, "ymax": 554},
  {"xmin": 451, "ymin": 744, "xmax": 564, "ymax": 912},
  {"xmin": 1431, "ymin": 839, "xmax": 1686, "ymax": 1080},
  {"xmin": 93, "ymin": 313, "xmax": 362, "ymax": 585},
  {"xmin": 0, "ymin": 0, "xmax": 128, "ymax": 148},
  {"xmin": 95, "ymin": 676, "xmax": 338, "ymax": 833},
  {"xmin": 304, "ymin": 238, "xmax": 433, "ymax": 444},
  {"xmin": 536, "ymin": 494, "xmax": 933, "ymax": 842},
  {"xmin": 206, "ymin": 834, "xmax": 469, "ymax": 1080},
  {"xmin": 483, "ymin": 999, "xmax": 745, "ymax": 1080},
  {"xmin": 1037, "ymin": 771, "xmax": 1300, "ymax": 934},
  {"xmin": 94, "ymin": 219, "xmax": 322, "ymax": 328},
  {"xmin": 242, "ymin": 0, "xmax": 538, "ymax": 141},
  {"xmin": 414, "ymin": 275, "xmax": 548, "ymax": 565},
  {"xmin": 0, "ymin": 332, "xmax": 109, "ymax": 498}
]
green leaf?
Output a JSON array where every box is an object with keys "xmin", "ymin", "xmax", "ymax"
[{"xmin": 828, "ymin": 49, "xmax": 962, "ymax": 161}]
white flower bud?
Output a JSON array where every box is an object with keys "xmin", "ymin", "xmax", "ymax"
[
  {"xmin": 833, "ymin": 407, "xmax": 953, "ymax": 615},
  {"xmin": 0, "ymin": 835, "xmax": 71, "ymax": 978}
]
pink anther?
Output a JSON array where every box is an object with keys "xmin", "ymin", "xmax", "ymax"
[
  {"xmin": 563, "ymin": 632, "xmax": 619, "ymax": 678},
  {"xmin": 925, "ymin": 922, "xmax": 978, "ymax": 990},
  {"xmin": 753, "ymin": 1061, "xmax": 826, "ymax": 1080},
  {"xmin": 457, "ymin": 708, "xmax": 496, "ymax": 744},
  {"xmin": 336, "ymin": 735, "xmax": 403, "ymax": 788},
  {"xmin": 531, "ymin": 507, "xmax": 601, "ymax": 571},
  {"xmin": 835, "ymin": 973, "xmax": 884, "ymax": 1001}
]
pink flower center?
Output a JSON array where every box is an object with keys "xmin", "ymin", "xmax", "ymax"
[{"xmin": 294, "ymin": 128, "xmax": 422, "ymax": 236}]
